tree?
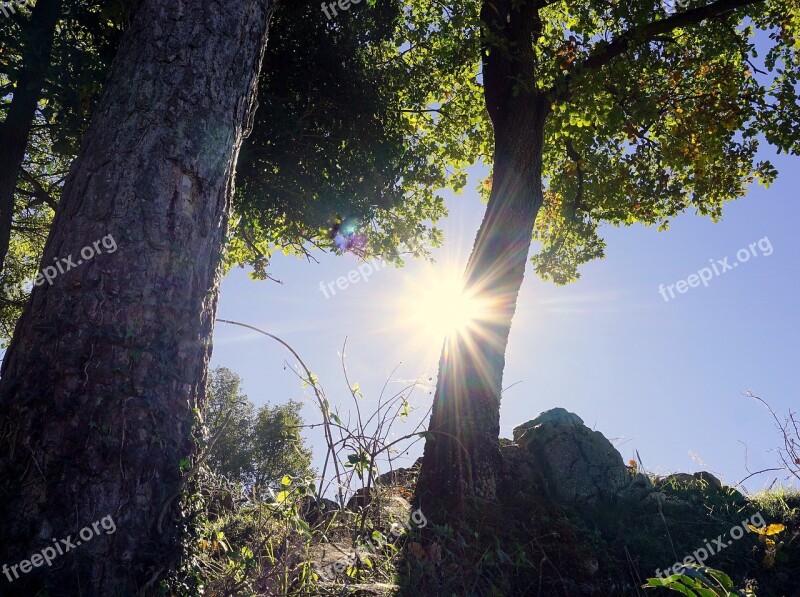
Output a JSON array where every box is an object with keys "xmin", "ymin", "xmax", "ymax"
[
  {"xmin": 416, "ymin": 0, "xmax": 800, "ymax": 519},
  {"xmin": 251, "ymin": 399, "xmax": 313, "ymax": 497},
  {"xmin": 0, "ymin": 0, "xmax": 124, "ymax": 277},
  {"xmin": 0, "ymin": 0, "xmax": 126, "ymax": 338},
  {"xmin": 227, "ymin": 0, "xmax": 482, "ymax": 274},
  {"xmin": 205, "ymin": 367, "xmax": 257, "ymax": 487},
  {"xmin": 0, "ymin": 0, "xmax": 274, "ymax": 593},
  {"xmin": 0, "ymin": 0, "xmax": 63, "ymax": 276},
  {"xmin": 0, "ymin": 0, "xmax": 474, "ymax": 341},
  {"xmin": 205, "ymin": 366, "xmax": 313, "ymax": 498}
]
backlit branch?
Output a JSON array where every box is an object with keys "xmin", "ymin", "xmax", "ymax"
[{"xmin": 548, "ymin": 0, "xmax": 767, "ymax": 101}]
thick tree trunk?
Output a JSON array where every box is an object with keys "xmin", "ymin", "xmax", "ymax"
[
  {"xmin": 0, "ymin": 0, "xmax": 63, "ymax": 275},
  {"xmin": 0, "ymin": 0, "xmax": 273, "ymax": 594},
  {"xmin": 416, "ymin": 0, "xmax": 547, "ymax": 520}
]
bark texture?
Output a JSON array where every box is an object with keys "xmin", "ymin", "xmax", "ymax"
[
  {"xmin": 0, "ymin": 0, "xmax": 273, "ymax": 594},
  {"xmin": 417, "ymin": 0, "xmax": 548, "ymax": 520},
  {"xmin": 0, "ymin": 0, "xmax": 63, "ymax": 275}
]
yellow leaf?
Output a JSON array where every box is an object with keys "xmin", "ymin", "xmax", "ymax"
[
  {"xmin": 764, "ymin": 523, "xmax": 786, "ymax": 535},
  {"xmin": 748, "ymin": 523, "xmax": 785, "ymax": 536}
]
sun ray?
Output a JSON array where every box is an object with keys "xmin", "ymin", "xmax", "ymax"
[{"xmin": 385, "ymin": 258, "xmax": 513, "ymax": 377}]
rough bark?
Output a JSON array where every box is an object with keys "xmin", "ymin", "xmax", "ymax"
[
  {"xmin": 0, "ymin": 0, "xmax": 63, "ymax": 276},
  {"xmin": 0, "ymin": 0, "xmax": 273, "ymax": 594},
  {"xmin": 416, "ymin": 0, "xmax": 548, "ymax": 521}
]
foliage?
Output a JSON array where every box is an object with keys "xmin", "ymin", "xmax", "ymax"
[
  {"xmin": 205, "ymin": 367, "xmax": 258, "ymax": 485},
  {"xmin": 0, "ymin": 113, "xmax": 60, "ymax": 342},
  {"xmin": 164, "ymin": 328, "xmax": 800, "ymax": 594},
  {"xmin": 162, "ymin": 467, "xmax": 318, "ymax": 596},
  {"xmin": 749, "ymin": 487, "xmax": 800, "ymax": 522},
  {"xmin": 164, "ymin": 326, "xmax": 434, "ymax": 596},
  {"xmin": 0, "ymin": 0, "xmax": 126, "ymax": 343},
  {"xmin": 164, "ymin": 363, "xmax": 319, "ymax": 596},
  {"xmin": 0, "ymin": 0, "xmax": 123, "ymax": 157},
  {"xmin": 260, "ymin": 0, "xmax": 800, "ymax": 287},
  {"xmin": 251, "ymin": 400, "xmax": 315, "ymax": 497},
  {"xmin": 204, "ymin": 367, "xmax": 314, "ymax": 500},
  {"xmin": 644, "ymin": 563, "xmax": 756, "ymax": 596},
  {"xmin": 1, "ymin": 0, "xmax": 485, "ymax": 340},
  {"xmin": 227, "ymin": 0, "xmax": 487, "ymax": 276},
  {"xmin": 748, "ymin": 521, "xmax": 787, "ymax": 568},
  {"xmin": 523, "ymin": 0, "xmax": 800, "ymax": 283}
]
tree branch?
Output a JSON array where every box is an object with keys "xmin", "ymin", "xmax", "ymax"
[
  {"xmin": 18, "ymin": 169, "xmax": 58, "ymax": 210},
  {"xmin": 548, "ymin": 0, "xmax": 767, "ymax": 101}
]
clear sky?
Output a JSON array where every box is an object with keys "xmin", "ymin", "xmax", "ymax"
[{"xmin": 211, "ymin": 142, "xmax": 799, "ymax": 495}]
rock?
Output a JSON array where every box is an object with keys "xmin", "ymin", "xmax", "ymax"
[
  {"xmin": 512, "ymin": 408, "xmax": 628, "ymax": 504},
  {"xmin": 298, "ymin": 496, "xmax": 339, "ymax": 525},
  {"xmin": 345, "ymin": 488, "xmax": 412, "ymax": 527},
  {"xmin": 375, "ymin": 458, "xmax": 422, "ymax": 487},
  {"xmin": 661, "ymin": 498, "xmax": 695, "ymax": 515},
  {"xmin": 642, "ymin": 491, "xmax": 667, "ymax": 511},
  {"xmin": 310, "ymin": 540, "xmax": 358, "ymax": 581},
  {"xmin": 660, "ymin": 471, "xmax": 723, "ymax": 492},
  {"xmin": 618, "ymin": 473, "xmax": 654, "ymax": 502},
  {"xmin": 662, "ymin": 473, "xmax": 695, "ymax": 486},
  {"xmin": 380, "ymin": 495, "xmax": 412, "ymax": 525},
  {"xmin": 693, "ymin": 471, "xmax": 722, "ymax": 490},
  {"xmin": 499, "ymin": 443, "xmax": 550, "ymax": 503},
  {"xmin": 346, "ymin": 487, "xmax": 372, "ymax": 512}
]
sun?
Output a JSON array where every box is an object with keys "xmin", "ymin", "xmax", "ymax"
[{"xmin": 404, "ymin": 268, "xmax": 491, "ymax": 345}]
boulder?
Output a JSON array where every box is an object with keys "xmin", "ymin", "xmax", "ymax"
[
  {"xmin": 660, "ymin": 471, "xmax": 723, "ymax": 491},
  {"xmin": 499, "ymin": 443, "xmax": 550, "ymax": 503},
  {"xmin": 617, "ymin": 473, "xmax": 654, "ymax": 503},
  {"xmin": 512, "ymin": 408, "xmax": 628, "ymax": 503},
  {"xmin": 346, "ymin": 487, "xmax": 372, "ymax": 512},
  {"xmin": 375, "ymin": 458, "xmax": 422, "ymax": 487},
  {"xmin": 642, "ymin": 491, "xmax": 666, "ymax": 510},
  {"xmin": 694, "ymin": 471, "xmax": 723, "ymax": 490},
  {"xmin": 345, "ymin": 488, "xmax": 412, "ymax": 520},
  {"xmin": 298, "ymin": 495, "xmax": 339, "ymax": 525}
]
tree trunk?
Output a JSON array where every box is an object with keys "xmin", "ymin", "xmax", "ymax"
[
  {"xmin": 0, "ymin": 0, "xmax": 273, "ymax": 594},
  {"xmin": 416, "ymin": 0, "xmax": 547, "ymax": 521},
  {"xmin": 0, "ymin": 0, "xmax": 63, "ymax": 276}
]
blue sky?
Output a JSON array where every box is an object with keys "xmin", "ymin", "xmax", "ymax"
[{"xmin": 212, "ymin": 143, "xmax": 799, "ymax": 495}]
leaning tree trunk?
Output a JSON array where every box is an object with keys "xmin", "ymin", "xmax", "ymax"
[
  {"xmin": 0, "ymin": 0, "xmax": 63, "ymax": 276},
  {"xmin": 0, "ymin": 0, "xmax": 273, "ymax": 594},
  {"xmin": 416, "ymin": 0, "xmax": 547, "ymax": 521}
]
